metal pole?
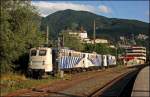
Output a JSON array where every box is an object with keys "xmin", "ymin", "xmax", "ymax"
[
  {"xmin": 57, "ymin": 35, "xmax": 64, "ymax": 78},
  {"xmin": 62, "ymin": 34, "xmax": 64, "ymax": 47},
  {"xmin": 57, "ymin": 36, "xmax": 60, "ymax": 72},
  {"xmin": 46, "ymin": 25, "xmax": 49, "ymax": 45},
  {"xmin": 93, "ymin": 20, "xmax": 96, "ymax": 44},
  {"xmin": 116, "ymin": 47, "xmax": 118, "ymax": 65}
]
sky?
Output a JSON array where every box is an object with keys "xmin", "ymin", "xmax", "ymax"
[{"xmin": 31, "ymin": 1, "xmax": 149, "ymax": 23}]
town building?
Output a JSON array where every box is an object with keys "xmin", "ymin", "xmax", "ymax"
[
  {"xmin": 68, "ymin": 29, "xmax": 109, "ymax": 44},
  {"xmin": 120, "ymin": 46, "xmax": 146, "ymax": 65},
  {"xmin": 136, "ymin": 33, "xmax": 148, "ymax": 40}
]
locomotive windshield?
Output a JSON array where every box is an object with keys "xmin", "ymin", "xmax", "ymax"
[
  {"xmin": 31, "ymin": 50, "xmax": 37, "ymax": 56},
  {"xmin": 39, "ymin": 50, "xmax": 47, "ymax": 56}
]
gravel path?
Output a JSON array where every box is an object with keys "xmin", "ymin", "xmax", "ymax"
[{"xmin": 49, "ymin": 68, "xmax": 134, "ymax": 97}]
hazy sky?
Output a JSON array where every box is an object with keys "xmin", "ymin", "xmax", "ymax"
[{"xmin": 32, "ymin": 1, "xmax": 149, "ymax": 23}]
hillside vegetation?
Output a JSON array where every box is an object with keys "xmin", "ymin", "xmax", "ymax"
[
  {"xmin": 41, "ymin": 9, "xmax": 149, "ymax": 42},
  {"xmin": 40, "ymin": 9, "xmax": 149, "ymax": 57}
]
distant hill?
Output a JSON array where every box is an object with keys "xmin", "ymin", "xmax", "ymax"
[{"xmin": 40, "ymin": 9, "xmax": 149, "ymax": 42}]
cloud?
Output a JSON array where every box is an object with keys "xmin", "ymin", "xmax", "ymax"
[
  {"xmin": 32, "ymin": 1, "xmax": 97, "ymax": 17},
  {"xmin": 32, "ymin": 1, "xmax": 112, "ymax": 17},
  {"xmin": 98, "ymin": 5, "xmax": 111, "ymax": 13},
  {"xmin": 146, "ymin": 11, "xmax": 149, "ymax": 16}
]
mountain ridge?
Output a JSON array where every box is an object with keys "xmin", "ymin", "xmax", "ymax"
[{"xmin": 40, "ymin": 9, "xmax": 149, "ymax": 42}]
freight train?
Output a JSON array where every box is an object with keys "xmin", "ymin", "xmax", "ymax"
[{"xmin": 27, "ymin": 47, "xmax": 116, "ymax": 78}]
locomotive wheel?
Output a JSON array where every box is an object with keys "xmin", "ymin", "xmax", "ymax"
[{"xmin": 26, "ymin": 69, "xmax": 33, "ymax": 78}]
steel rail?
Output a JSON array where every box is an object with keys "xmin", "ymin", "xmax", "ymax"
[
  {"xmin": 88, "ymin": 69, "xmax": 138, "ymax": 97},
  {"xmin": 88, "ymin": 65, "xmax": 145, "ymax": 97}
]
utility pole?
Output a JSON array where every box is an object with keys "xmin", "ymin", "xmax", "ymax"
[
  {"xmin": 46, "ymin": 25, "xmax": 49, "ymax": 45},
  {"xmin": 132, "ymin": 34, "xmax": 136, "ymax": 45},
  {"xmin": 116, "ymin": 43, "xmax": 118, "ymax": 65},
  {"xmin": 57, "ymin": 34, "xmax": 60, "ymax": 71},
  {"xmin": 61, "ymin": 33, "xmax": 64, "ymax": 47},
  {"xmin": 93, "ymin": 20, "xmax": 96, "ymax": 44},
  {"xmin": 58, "ymin": 32, "xmax": 64, "ymax": 47},
  {"xmin": 57, "ymin": 33, "xmax": 64, "ymax": 79}
]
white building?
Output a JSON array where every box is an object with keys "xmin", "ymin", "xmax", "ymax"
[
  {"xmin": 78, "ymin": 31, "xmax": 88, "ymax": 39},
  {"xmin": 125, "ymin": 46, "xmax": 146, "ymax": 61},
  {"xmin": 109, "ymin": 45, "xmax": 116, "ymax": 48},
  {"xmin": 94, "ymin": 39, "xmax": 108, "ymax": 44},
  {"xmin": 68, "ymin": 30, "xmax": 109, "ymax": 44},
  {"xmin": 86, "ymin": 39, "xmax": 108, "ymax": 44},
  {"xmin": 122, "ymin": 46, "xmax": 147, "ymax": 65},
  {"xmin": 68, "ymin": 31, "xmax": 88, "ymax": 40},
  {"xmin": 136, "ymin": 34, "xmax": 148, "ymax": 40}
]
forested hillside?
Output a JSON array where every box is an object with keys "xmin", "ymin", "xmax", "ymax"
[{"xmin": 41, "ymin": 9, "xmax": 149, "ymax": 41}]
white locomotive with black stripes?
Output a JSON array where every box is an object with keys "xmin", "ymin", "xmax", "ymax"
[{"xmin": 27, "ymin": 47, "xmax": 116, "ymax": 78}]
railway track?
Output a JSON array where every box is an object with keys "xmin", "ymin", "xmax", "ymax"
[
  {"xmin": 88, "ymin": 65, "xmax": 146, "ymax": 97},
  {"xmin": 6, "ymin": 65, "xmax": 146, "ymax": 97}
]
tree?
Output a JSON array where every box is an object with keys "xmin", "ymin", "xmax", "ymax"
[
  {"xmin": 70, "ymin": 22, "xmax": 78, "ymax": 31},
  {"xmin": 0, "ymin": 0, "xmax": 44, "ymax": 73},
  {"xmin": 84, "ymin": 43, "xmax": 116, "ymax": 55},
  {"xmin": 94, "ymin": 44, "xmax": 110, "ymax": 54},
  {"xmin": 60, "ymin": 31, "xmax": 84, "ymax": 51}
]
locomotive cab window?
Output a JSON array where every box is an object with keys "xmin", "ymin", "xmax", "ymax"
[
  {"xmin": 31, "ymin": 50, "xmax": 37, "ymax": 56},
  {"xmin": 39, "ymin": 50, "xmax": 47, "ymax": 56}
]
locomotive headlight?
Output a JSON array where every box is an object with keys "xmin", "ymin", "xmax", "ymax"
[
  {"xmin": 56, "ymin": 58, "xmax": 58, "ymax": 62},
  {"xmin": 30, "ymin": 60, "xmax": 32, "ymax": 65}
]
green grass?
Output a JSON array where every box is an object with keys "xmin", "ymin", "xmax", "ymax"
[
  {"xmin": 0, "ymin": 65, "xmax": 126, "ymax": 96},
  {"xmin": 0, "ymin": 73, "xmax": 59, "ymax": 96}
]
